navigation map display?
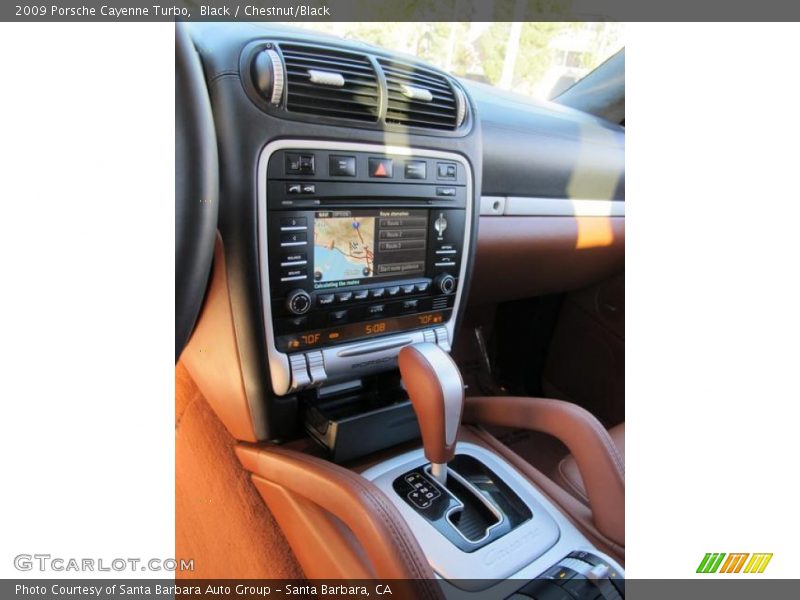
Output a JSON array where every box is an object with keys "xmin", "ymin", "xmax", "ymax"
[{"xmin": 313, "ymin": 209, "xmax": 427, "ymax": 289}]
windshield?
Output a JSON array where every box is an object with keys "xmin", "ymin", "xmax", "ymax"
[{"xmin": 284, "ymin": 22, "xmax": 624, "ymax": 100}]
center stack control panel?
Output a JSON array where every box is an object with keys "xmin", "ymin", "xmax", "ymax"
[{"xmin": 258, "ymin": 142, "xmax": 474, "ymax": 396}]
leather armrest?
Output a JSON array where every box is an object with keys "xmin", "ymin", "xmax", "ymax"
[
  {"xmin": 463, "ymin": 396, "xmax": 624, "ymax": 545},
  {"xmin": 235, "ymin": 444, "xmax": 441, "ymax": 593}
]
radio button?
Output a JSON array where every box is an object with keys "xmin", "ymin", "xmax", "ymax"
[
  {"xmin": 282, "ymin": 252, "xmax": 306, "ymax": 263},
  {"xmin": 370, "ymin": 288, "xmax": 385, "ymax": 299},
  {"xmin": 287, "ymin": 183, "xmax": 302, "ymax": 194},
  {"xmin": 336, "ymin": 292, "xmax": 353, "ymax": 303},
  {"xmin": 402, "ymin": 299, "xmax": 419, "ymax": 311},
  {"xmin": 401, "ymin": 284, "xmax": 416, "ymax": 295},
  {"xmin": 287, "ymin": 316, "xmax": 307, "ymax": 330},
  {"xmin": 369, "ymin": 157, "xmax": 393, "ymax": 178},
  {"xmin": 437, "ymin": 162, "xmax": 457, "ymax": 179},
  {"xmin": 286, "ymin": 289, "xmax": 312, "ymax": 315},
  {"xmin": 353, "ymin": 289, "xmax": 369, "ymax": 301},
  {"xmin": 405, "ymin": 160, "xmax": 427, "ymax": 179},
  {"xmin": 436, "ymin": 187, "xmax": 456, "ymax": 197},
  {"xmin": 329, "ymin": 155, "xmax": 356, "ymax": 177},
  {"xmin": 280, "ymin": 258, "xmax": 307, "ymax": 267},
  {"xmin": 281, "ymin": 231, "xmax": 307, "ymax": 243},
  {"xmin": 286, "ymin": 153, "xmax": 315, "ymax": 175},
  {"xmin": 415, "ymin": 282, "xmax": 430, "ymax": 293},
  {"xmin": 386, "ymin": 286, "xmax": 400, "ymax": 297},
  {"xmin": 434, "ymin": 273, "xmax": 456, "ymax": 295},
  {"xmin": 367, "ymin": 304, "xmax": 385, "ymax": 316},
  {"xmin": 329, "ymin": 310, "xmax": 348, "ymax": 324},
  {"xmin": 317, "ymin": 293, "xmax": 335, "ymax": 306},
  {"xmin": 301, "ymin": 184, "xmax": 316, "ymax": 194},
  {"xmin": 282, "ymin": 268, "xmax": 307, "ymax": 279}
]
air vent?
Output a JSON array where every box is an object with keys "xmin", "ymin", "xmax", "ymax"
[
  {"xmin": 379, "ymin": 59, "xmax": 464, "ymax": 130},
  {"xmin": 281, "ymin": 44, "xmax": 380, "ymax": 122}
]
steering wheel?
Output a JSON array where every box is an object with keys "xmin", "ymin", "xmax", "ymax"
[{"xmin": 175, "ymin": 23, "xmax": 219, "ymax": 362}]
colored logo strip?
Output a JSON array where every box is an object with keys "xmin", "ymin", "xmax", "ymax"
[{"xmin": 697, "ymin": 552, "xmax": 772, "ymax": 574}]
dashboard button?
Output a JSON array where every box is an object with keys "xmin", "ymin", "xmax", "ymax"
[
  {"xmin": 287, "ymin": 183, "xmax": 302, "ymax": 194},
  {"xmin": 353, "ymin": 289, "xmax": 369, "ymax": 300},
  {"xmin": 282, "ymin": 268, "xmax": 306, "ymax": 279},
  {"xmin": 367, "ymin": 304, "xmax": 385, "ymax": 316},
  {"xmin": 329, "ymin": 310, "xmax": 348, "ymax": 324},
  {"xmin": 336, "ymin": 292, "xmax": 353, "ymax": 303},
  {"xmin": 370, "ymin": 288, "xmax": 385, "ymax": 298},
  {"xmin": 280, "ymin": 216, "xmax": 307, "ymax": 228},
  {"xmin": 286, "ymin": 316, "xmax": 307, "ymax": 330},
  {"xmin": 404, "ymin": 160, "xmax": 427, "ymax": 179},
  {"xmin": 280, "ymin": 231, "xmax": 307, "ymax": 244},
  {"xmin": 415, "ymin": 282, "xmax": 430, "ymax": 293},
  {"xmin": 282, "ymin": 252, "xmax": 306, "ymax": 263},
  {"xmin": 317, "ymin": 293, "xmax": 335, "ymax": 306},
  {"xmin": 401, "ymin": 284, "xmax": 416, "ymax": 295},
  {"xmin": 402, "ymin": 299, "xmax": 419, "ymax": 311},
  {"xmin": 436, "ymin": 187, "xmax": 456, "ymax": 197},
  {"xmin": 436, "ymin": 162, "xmax": 456, "ymax": 179},
  {"xmin": 369, "ymin": 157, "xmax": 393, "ymax": 178},
  {"xmin": 286, "ymin": 153, "xmax": 315, "ymax": 174},
  {"xmin": 386, "ymin": 286, "xmax": 400, "ymax": 297},
  {"xmin": 301, "ymin": 184, "xmax": 316, "ymax": 194},
  {"xmin": 329, "ymin": 155, "xmax": 356, "ymax": 176},
  {"xmin": 285, "ymin": 289, "xmax": 311, "ymax": 315}
]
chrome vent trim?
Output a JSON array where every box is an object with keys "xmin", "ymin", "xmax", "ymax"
[
  {"xmin": 378, "ymin": 58, "xmax": 460, "ymax": 130},
  {"xmin": 281, "ymin": 43, "xmax": 380, "ymax": 122}
]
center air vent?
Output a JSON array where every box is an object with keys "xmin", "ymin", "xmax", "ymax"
[
  {"xmin": 378, "ymin": 59, "xmax": 465, "ymax": 131},
  {"xmin": 281, "ymin": 44, "xmax": 380, "ymax": 122}
]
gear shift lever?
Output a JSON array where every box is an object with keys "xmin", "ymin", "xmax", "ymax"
[{"xmin": 398, "ymin": 342, "xmax": 464, "ymax": 484}]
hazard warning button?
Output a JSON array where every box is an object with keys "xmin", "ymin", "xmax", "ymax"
[{"xmin": 368, "ymin": 157, "xmax": 393, "ymax": 178}]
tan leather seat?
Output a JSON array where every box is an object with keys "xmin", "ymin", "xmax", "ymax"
[{"xmin": 556, "ymin": 423, "xmax": 625, "ymax": 505}]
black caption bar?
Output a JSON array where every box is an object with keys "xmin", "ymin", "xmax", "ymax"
[{"xmin": 4, "ymin": 0, "xmax": 800, "ymax": 22}]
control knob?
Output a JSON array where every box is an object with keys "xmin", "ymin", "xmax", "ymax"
[
  {"xmin": 251, "ymin": 46, "xmax": 285, "ymax": 105},
  {"xmin": 286, "ymin": 289, "xmax": 311, "ymax": 315},
  {"xmin": 434, "ymin": 273, "xmax": 456, "ymax": 295}
]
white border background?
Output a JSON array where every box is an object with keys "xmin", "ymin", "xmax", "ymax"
[
  {"xmin": 0, "ymin": 23, "xmax": 175, "ymax": 579},
  {"xmin": 1, "ymin": 21, "xmax": 799, "ymax": 579}
]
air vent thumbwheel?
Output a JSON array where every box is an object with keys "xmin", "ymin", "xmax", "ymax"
[{"xmin": 251, "ymin": 46, "xmax": 285, "ymax": 105}]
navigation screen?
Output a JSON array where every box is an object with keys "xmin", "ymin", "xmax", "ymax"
[{"xmin": 313, "ymin": 209, "xmax": 427, "ymax": 289}]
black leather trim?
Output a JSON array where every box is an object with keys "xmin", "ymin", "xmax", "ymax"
[{"xmin": 175, "ymin": 23, "xmax": 219, "ymax": 362}]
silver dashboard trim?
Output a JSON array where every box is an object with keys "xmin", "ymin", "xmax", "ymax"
[
  {"xmin": 257, "ymin": 140, "xmax": 474, "ymax": 396},
  {"xmin": 481, "ymin": 195, "xmax": 625, "ymax": 217}
]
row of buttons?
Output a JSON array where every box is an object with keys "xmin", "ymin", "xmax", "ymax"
[
  {"xmin": 317, "ymin": 282, "xmax": 429, "ymax": 307},
  {"xmin": 285, "ymin": 152, "xmax": 457, "ymax": 181},
  {"xmin": 279, "ymin": 217, "xmax": 310, "ymax": 281},
  {"xmin": 327, "ymin": 299, "xmax": 421, "ymax": 325},
  {"xmin": 281, "ymin": 298, "xmax": 444, "ymax": 333},
  {"xmin": 288, "ymin": 350, "xmax": 326, "ymax": 392},
  {"xmin": 288, "ymin": 181, "xmax": 454, "ymax": 198}
]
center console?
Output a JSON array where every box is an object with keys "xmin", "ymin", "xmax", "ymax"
[
  {"xmin": 257, "ymin": 140, "xmax": 474, "ymax": 396},
  {"xmin": 360, "ymin": 342, "xmax": 626, "ymax": 598}
]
